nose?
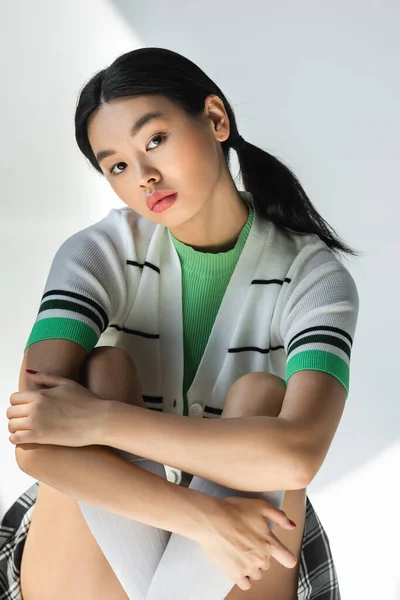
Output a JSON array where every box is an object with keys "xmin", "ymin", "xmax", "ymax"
[
  {"xmin": 136, "ymin": 161, "xmax": 161, "ymax": 190},
  {"xmin": 140, "ymin": 176, "xmax": 159, "ymax": 192}
]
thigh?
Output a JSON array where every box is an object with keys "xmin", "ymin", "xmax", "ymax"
[
  {"xmin": 20, "ymin": 346, "xmax": 143, "ymax": 600},
  {"xmin": 20, "ymin": 481, "xmax": 130, "ymax": 600},
  {"xmin": 224, "ymin": 488, "xmax": 307, "ymax": 600}
]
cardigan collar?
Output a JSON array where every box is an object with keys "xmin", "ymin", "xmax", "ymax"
[{"xmin": 155, "ymin": 191, "xmax": 273, "ymax": 409}]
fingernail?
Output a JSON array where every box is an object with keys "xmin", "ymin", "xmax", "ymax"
[
  {"xmin": 289, "ymin": 519, "xmax": 297, "ymax": 527},
  {"xmin": 26, "ymin": 369, "xmax": 38, "ymax": 374}
]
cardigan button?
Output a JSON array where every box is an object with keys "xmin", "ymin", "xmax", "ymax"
[
  {"xmin": 189, "ymin": 403, "xmax": 203, "ymax": 417},
  {"xmin": 166, "ymin": 467, "xmax": 182, "ymax": 485}
]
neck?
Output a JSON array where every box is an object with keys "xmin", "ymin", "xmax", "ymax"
[{"xmin": 169, "ymin": 177, "xmax": 249, "ymax": 253}]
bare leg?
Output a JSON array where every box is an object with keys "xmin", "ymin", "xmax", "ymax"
[
  {"xmin": 20, "ymin": 346, "xmax": 162, "ymax": 600},
  {"xmin": 145, "ymin": 372, "xmax": 305, "ymax": 600},
  {"xmin": 221, "ymin": 372, "xmax": 306, "ymax": 600},
  {"xmin": 20, "ymin": 362, "xmax": 304, "ymax": 600}
]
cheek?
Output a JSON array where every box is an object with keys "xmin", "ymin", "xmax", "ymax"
[
  {"xmin": 106, "ymin": 133, "xmax": 219, "ymax": 212},
  {"xmin": 108, "ymin": 178, "xmax": 149, "ymax": 216},
  {"xmin": 169, "ymin": 136, "xmax": 220, "ymax": 187}
]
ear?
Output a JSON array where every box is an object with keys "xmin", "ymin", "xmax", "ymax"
[{"xmin": 203, "ymin": 94, "xmax": 231, "ymax": 143}]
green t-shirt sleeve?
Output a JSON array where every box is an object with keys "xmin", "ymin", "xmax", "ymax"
[
  {"xmin": 280, "ymin": 245, "xmax": 359, "ymax": 397},
  {"xmin": 25, "ymin": 209, "xmax": 130, "ymax": 355}
]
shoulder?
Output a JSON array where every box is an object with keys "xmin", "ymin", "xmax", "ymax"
[
  {"xmin": 257, "ymin": 217, "xmax": 359, "ymax": 318},
  {"xmin": 60, "ymin": 207, "xmax": 159, "ymax": 257},
  {"xmin": 275, "ymin": 224, "xmax": 359, "ymax": 328},
  {"xmin": 78, "ymin": 206, "xmax": 158, "ymax": 241},
  {"xmin": 265, "ymin": 218, "xmax": 354, "ymax": 281}
]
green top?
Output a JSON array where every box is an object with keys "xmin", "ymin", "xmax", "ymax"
[{"xmin": 170, "ymin": 207, "xmax": 254, "ymax": 415}]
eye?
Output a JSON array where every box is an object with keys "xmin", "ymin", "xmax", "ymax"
[
  {"xmin": 109, "ymin": 162, "xmax": 126, "ymax": 176},
  {"xmin": 108, "ymin": 133, "xmax": 167, "ymax": 176},
  {"xmin": 146, "ymin": 133, "xmax": 167, "ymax": 150}
]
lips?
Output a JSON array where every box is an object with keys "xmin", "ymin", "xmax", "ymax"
[{"xmin": 146, "ymin": 190, "xmax": 177, "ymax": 211}]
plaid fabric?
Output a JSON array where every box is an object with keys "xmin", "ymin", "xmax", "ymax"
[
  {"xmin": 298, "ymin": 495, "xmax": 341, "ymax": 599},
  {"xmin": 0, "ymin": 482, "xmax": 341, "ymax": 600},
  {"xmin": 0, "ymin": 482, "xmax": 39, "ymax": 600}
]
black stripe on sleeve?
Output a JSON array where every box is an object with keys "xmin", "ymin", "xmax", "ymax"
[
  {"xmin": 40, "ymin": 299, "xmax": 104, "ymax": 332},
  {"xmin": 287, "ymin": 333, "xmax": 352, "ymax": 358},
  {"xmin": 287, "ymin": 326, "xmax": 353, "ymax": 350},
  {"xmin": 42, "ymin": 289, "xmax": 109, "ymax": 330}
]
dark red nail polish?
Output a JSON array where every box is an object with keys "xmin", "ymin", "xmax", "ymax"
[
  {"xmin": 289, "ymin": 519, "xmax": 297, "ymax": 527},
  {"xmin": 26, "ymin": 369, "xmax": 38, "ymax": 374}
]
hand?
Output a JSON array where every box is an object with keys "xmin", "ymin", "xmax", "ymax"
[
  {"xmin": 6, "ymin": 371, "xmax": 109, "ymax": 447},
  {"xmin": 194, "ymin": 495, "xmax": 298, "ymax": 591}
]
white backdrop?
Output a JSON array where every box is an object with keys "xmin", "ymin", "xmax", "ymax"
[{"xmin": 1, "ymin": 1, "xmax": 399, "ymax": 598}]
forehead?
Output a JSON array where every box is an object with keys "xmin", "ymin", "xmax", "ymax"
[{"xmin": 88, "ymin": 94, "xmax": 181, "ymax": 145}]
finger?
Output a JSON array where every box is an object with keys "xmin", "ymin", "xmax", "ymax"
[
  {"xmin": 6, "ymin": 405, "xmax": 30, "ymax": 419},
  {"xmin": 236, "ymin": 576, "xmax": 252, "ymax": 592},
  {"xmin": 248, "ymin": 567, "xmax": 264, "ymax": 581},
  {"xmin": 260, "ymin": 503, "xmax": 297, "ymax": 530},
  {"xmin": 25, "ymin": 371, "xmax": 70, "ymax": 388},
  {"xmin": 9, "ymin": 430, "xmax": 34, "ymax": 445},
  {"xmin": 9, "ymin": 391, "xmax": 35, "ymax": 406},
  {"xmin": 267, "ymin": 533, "xmax": 297, "ymax": 569},
  {"xmin": 8, "ymin": 417, "xmax": 31, "ymax": 434},
  {"xmin": 255, "ymin": 556, "xmax": 271, "ymax": 572}
]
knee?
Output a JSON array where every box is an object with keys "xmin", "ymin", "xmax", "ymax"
[
  {"xmin": 223, "ymin": 372, "xmax": 287, "ymax": 418},
  {"xmin": 81, "ymin": 346, "xmax": 144, "ymax": 407}
]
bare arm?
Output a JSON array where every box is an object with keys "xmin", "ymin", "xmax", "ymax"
[
  {"xmin": 104, "ymin": 402, "xmax": 306, "ymax": 491},
  {"xmin": 101, "ymin": 371, "xmax": 346, "ymax": 492},
  {"xmin": 18, "ymin": 440, "xmax": 212, "ymax": 539},
  {"xmin": 15, "ymin": 340, "xmax": 215, "ymax": 540}
]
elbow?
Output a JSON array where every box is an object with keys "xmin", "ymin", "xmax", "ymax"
[
  {"xmin": 291, "ymin": 460, "xmax": 312, "ymax": 489},
  {"xmin": 290, "ymin": 449, "xmax": 315, "ymax": 490},
  {"xmin": 15, "ymin": 444, "xmax": 46, "ymax": 475}
]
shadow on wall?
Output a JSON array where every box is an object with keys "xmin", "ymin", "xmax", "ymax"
[{"xmin": 107, "ymin": 0, "xmax": 396, "ymax": 493}]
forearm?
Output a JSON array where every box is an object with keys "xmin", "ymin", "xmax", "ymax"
[
  {"xmin": 105, "ymin": 403, "xmax": 308, "ymax": 491},
  {"xmin": 16, "ymin": 443, "xmax": 213, "ymax": 540}
]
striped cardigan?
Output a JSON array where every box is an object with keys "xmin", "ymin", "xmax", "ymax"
[{"xmin": 25, "ymin": 191, "xmax": 359, "ymax": 422}]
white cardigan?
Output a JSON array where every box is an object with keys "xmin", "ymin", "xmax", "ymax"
[{"xmin": 25, "ymin": 191, "xmax": 359, "ymax": 473}]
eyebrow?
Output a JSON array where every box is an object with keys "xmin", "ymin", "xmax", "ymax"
[{"xmin": 95, "ymin": 111, "xmax": 166, "ymax": 163}]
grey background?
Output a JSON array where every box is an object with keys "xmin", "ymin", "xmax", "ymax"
[{"xmin": 1, "ymin": 1, "xmax": 399, "ymax": 597}]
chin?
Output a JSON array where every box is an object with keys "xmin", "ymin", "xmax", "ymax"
[{"xmin": 154, "ymin": 203, "xmax": 195, "ymax": 228}]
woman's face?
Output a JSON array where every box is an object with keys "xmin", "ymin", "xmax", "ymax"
[{"xmin": 87, "ymin": 93, "xmax": 231, "ymax": 229}]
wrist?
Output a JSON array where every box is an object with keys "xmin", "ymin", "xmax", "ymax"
[
  {"xmin": 96, "ymin": 398, "xmax": 115, "ymax": 445},
  {"xmin": 178, "ymin": 486, "xmax": 221, "ymax": 542}
]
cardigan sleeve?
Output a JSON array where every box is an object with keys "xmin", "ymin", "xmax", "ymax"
[
  {"xmin": 279, "ymin": 244, "xmax": 360, "ymax": 397},
  {"xmin": 24, "ymin": 208, "xmax": 136, "ymax": 355}
]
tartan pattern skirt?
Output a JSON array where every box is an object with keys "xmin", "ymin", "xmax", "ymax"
[{"xmin": 0, "ymin": 481, "xmax": 341, "ymax": 600}]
